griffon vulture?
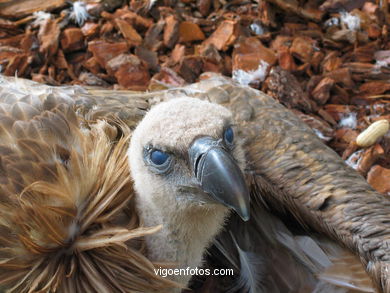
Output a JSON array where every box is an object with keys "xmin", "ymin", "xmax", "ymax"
[{"xmin": 0, "ymin": 74, "xmax": 389, "ymax": 293}]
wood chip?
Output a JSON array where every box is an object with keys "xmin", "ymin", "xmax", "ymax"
[
  {"xmin": 197, "ymin": 0, "xmax": 211, "ymax": 16},
  {"xmin": 171, "ymin": 44, "xmax": 186, "ymax": 65},
  {"xmin": 61, "ymin": 28, "xmax": 85, "ymax": 52},
  {"xmin": 320, "ymin": 0, "xmax": 367, "ymax": 12},
  {"xmin": 179, "ymin": 21, "xmax": 205, "ymax": 43},
  {"xmin": 115, "ymin": 19, "xmax": 142, "ymax": 46},
  {"xmin": 163, "ymin": 15, "xmax": 179, "ymax": 49},
  {"xmin": 290, "ymin": 36, "xmax": 316, "ymax": 63},
  {"xmin": 359, "ymin": 81, "xmax": 390, "ymax": 96},
  {"xmin": 311, "ymin": 77, "xmax": 335, "ymax": 105},
  {"xmin": 38, "ymin": 18, "xmax": 61, "ymax": 58},
  {"xmin": 178, "ymin": 55, "xmax": 203, "ymax": 83},
  {"xmin": 0, "ymin": 0, "xmax": 66, "ymax": 18},
  {"xmin": 144, "ymin": 20, "xmax": 165, "ymax": 51},
  {"xmin": 233, "ymin": 37, "xmax": 277, "ymax": 72},
  {"xmin": 88, "ymin": 41, "xmax": 129, "ymax": 69},
  {"xmin": 149, "ymin": 67, "xmax": 186, "ymax": 90},
  {"xmin": 81, "ymin": 22, "xmax": 100, "ymax": 38},
  {"xmin": 106, "ymin": 54, "xmax": 150, "ymax": 90},
  {"xmin": 367, "ymin": 165, "xmax": 390, "ymax": 194},
  {"xmin": 264, "ymin": 66, "xmax": 314, "ymax": 113},
  {"xmin": 202, "ymin": 20, "xmax": 238, "ymax": 51},
  {"xmin": 356, "ymin": 144, "xmax": 384, "ymax": 175}
]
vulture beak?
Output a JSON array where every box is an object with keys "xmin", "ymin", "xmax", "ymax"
[{"xmin": 189, "ymin": 137, "xmax": 250, "ymax": 221}]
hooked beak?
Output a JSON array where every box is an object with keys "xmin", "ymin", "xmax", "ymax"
[{"xmin": 188, "ymin": 137, "xmax": 250, "ymax": 221}]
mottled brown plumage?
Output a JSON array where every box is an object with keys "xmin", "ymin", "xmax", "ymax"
[
  {"xmin": 0, "ymin": 74, "xmax": 388, "ymax": 292},
  {"xmin": 0, "ymin": 76, "xmax": 177, "ymax": 292}
]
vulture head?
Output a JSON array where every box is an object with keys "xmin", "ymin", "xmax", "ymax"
[{"xmin": 128, "ymin": 97, "xmax": 250, "ymax": 285}]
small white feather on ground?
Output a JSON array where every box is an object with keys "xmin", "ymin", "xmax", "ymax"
[
  {"xmin": 71, "ymin": 1, "xmax": 90, "ymax": 26},
  {"xmin": 340, "ymin": 12, "xmax": 360, "ymax": 31},
  {"xmin": 232, "ymin": 61, "xmax": 269, "ymax": 86},
  {"xmin": 339, "ymin": 112, "xmax": 357, "ymax": 129}
]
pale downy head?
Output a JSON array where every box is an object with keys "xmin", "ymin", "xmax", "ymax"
[{"xmin": 128, "ymin": 97, "xmax": 250, "ymax": 224}]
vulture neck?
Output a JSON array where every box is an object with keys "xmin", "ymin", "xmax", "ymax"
[{"xmin": 135, "ymin": 194, "xmax": 229, "ymax": 286}]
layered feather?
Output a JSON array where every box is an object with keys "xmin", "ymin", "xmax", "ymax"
[
  {"xmin": 0, "ymin": 76, "xmax": 178, "ymax": 292},
  {"xmin": 203, "ymin": 177, "xmax": 376, "ymax": 293}
]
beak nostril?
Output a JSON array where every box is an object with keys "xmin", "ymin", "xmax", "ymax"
[{"xmin": 194, "ymin": 153, "xmax": 204, "ymax": 178}]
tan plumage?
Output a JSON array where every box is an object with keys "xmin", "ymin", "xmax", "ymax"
[
  {"xmin": 0, "ymin": 74, "xmax": 388, "ymax": 292},
  {"xmin": 0, "ymin": 76, "xmax": 177, "ymax": 292}
]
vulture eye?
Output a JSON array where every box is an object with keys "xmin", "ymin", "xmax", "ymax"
[
  {"xmin": 224, "ymin": 127, "xmax": 234, "ymax": 144},
  {"xmin": 144, "ymin": 147, "xmax": 172, "ymax": 174},
  {"xmin": 150, "ymin": 149, "xmax": 169, "ymax": 165}
]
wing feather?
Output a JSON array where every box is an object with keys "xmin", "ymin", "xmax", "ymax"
[{"xmin": 0, "ymin": 75, "xmax": 178, "ymax": 292}]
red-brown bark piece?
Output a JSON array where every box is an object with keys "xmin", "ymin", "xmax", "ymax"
[
  {"xmin": 61, "ymin": 28, "xmax": 85, "ymax": 52},
  {"xmin": 271, "ymin": 35, "xmax": 293, "ymax": 52},
  {"xmin": 311, "ymin": 77, "xmax": 335, "ymax": 105},
  {"xmin": 149, "ymin": 67, "xmax": 186, "ymax": 90},
  {"xmin": 177, "ymin": 55, "xmax": 203, "ymax": 83},
  {"xmin": 179, "ymin": 22, "xmax": 205, "ymax": 43},
  {"xmin": 81, "ymin": 22, "xmax": 100, "ymax": 38},
  {"xmin": 88, "ymin": 41, "xmax": 129, "ymax": 69},
  {"xmin": 199, "ymin": 43, "xmax": 222, "ymax": 64},
  {"xmin": 53, "ymin": 49, "xmax": 68, "ymax": 69},
  {"xmin": 0, "ymin": 47, "xmax": 24, "ymax": 69},
  {"xmin": 233, "ymin": 37, "xmax": 277, "ymax": 72},
  {"xmin": 324, "ymin": 104, "xmax": 357, "ymax": 122},
  {"xmin": 290, "ymin": 36, "xmax": 316, "ymax": 63},
  {"xmin": 0, "ymin": 0, "xmax": 66, "ymax": 18},
  {"xmin": 0, "ymin": 34, "xmax": 24, "ymax": 47},
  {"xmin": 135, "ymin": 46, "xmax": 159, "ymax": 72},
  {"xmin": 98, "ymin": 22, "xmax": 113, "ymax": 36},
  {"xmin": 325, "ymin": 68, "xmax": 354, "ymax": 88},
  {"xmin": 197, "ymin": 0, "xmax": 211, "ymax": 16},
  {"xmin": 335, "ymin": 128, "xmax": 359, "ymax": 144},
  {"xmin": 3, "ymin": 53, "xmax": 28, "ymax": 76},
  {"xmin": 106, "ymin": 54, "xmax": 150, "ymax": 90},
  {"xmin": 320, "ymin": 0, "xmax": 367, "ymax": 12},
  {"xmin": 83, "ymin": 57, "xmax": 102, "ymax": 75},
  {"xmin": 0, "ymin": 18, "xmax": 19, "ymax": 30},
  {"xmin": 78, "ymin": 72, "xmax": 109, "ymax": 87},
  {"xmin": 278, "ymin": 48, "xmax": 297, "ymax": 71},
  {"xmin": 322, "ymin": 52, "xmax": 342, "ymax": 72},
  {"xmin": 202, "ymin": 20, "xmax": 238, "ymax": 51},
  {"xmin": 115, "ymin": 19, "xmax": 142, "ymax": 46},
  {"xmin": 171, "ymin": 44, "xmax": 186, "ymax": 64},
  {"xmin": 367, "ymin": 24, "xmax": 381, "ymax": 39},
  {"xmin": 144, "ymin": 20, "xmax": 165, "ymax": 51},
  {"xmin": 163, "ymin": 15, "xmax": 179, "ymax": 49},
  {"xmin": 111, "ymin": 7, "xmax": 153, "ymax": 29},
  {"xmin": 359, "ymin": 81, "xmax": 390, "ymax": 96},
  {"xmin": 357, "ymin": 144, "xmax": 384, "ymax": 175},
  {"xmin": 38, "ymin": 18, "xmax": 61, "ymax": 58},
  {"xmin": 367, "ymin": 165, "xmax": 390, "ymax": 194},
  {"xmin": 265, "ymin": 0, "xmax": 323, "ymax": 22},
  {"xmin": 264, "ymin": 66, "xmax": 314, "ymax": 113}
]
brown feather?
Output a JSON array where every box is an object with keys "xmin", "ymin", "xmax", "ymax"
[{"xmin": 0, "ymin": 76, "xmax": 178, "ymax": 292}]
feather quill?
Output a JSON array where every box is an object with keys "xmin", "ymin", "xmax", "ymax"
[{"xmin": 226, "ymin": 232, "xmax": 265, "ymax": 293}]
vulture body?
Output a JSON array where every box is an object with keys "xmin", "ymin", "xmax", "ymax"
[{"xmin": 0, "ymin": 74, "xmax": 388, "ymax": 293}]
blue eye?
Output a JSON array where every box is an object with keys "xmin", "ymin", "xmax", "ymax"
[
  {"xmin": 224, "ymin": 127, "xmax": 234, "ymax": 144},
  {"xmin": 150, "ymin": 149, "xmax": 169, "ymax": 165}
]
